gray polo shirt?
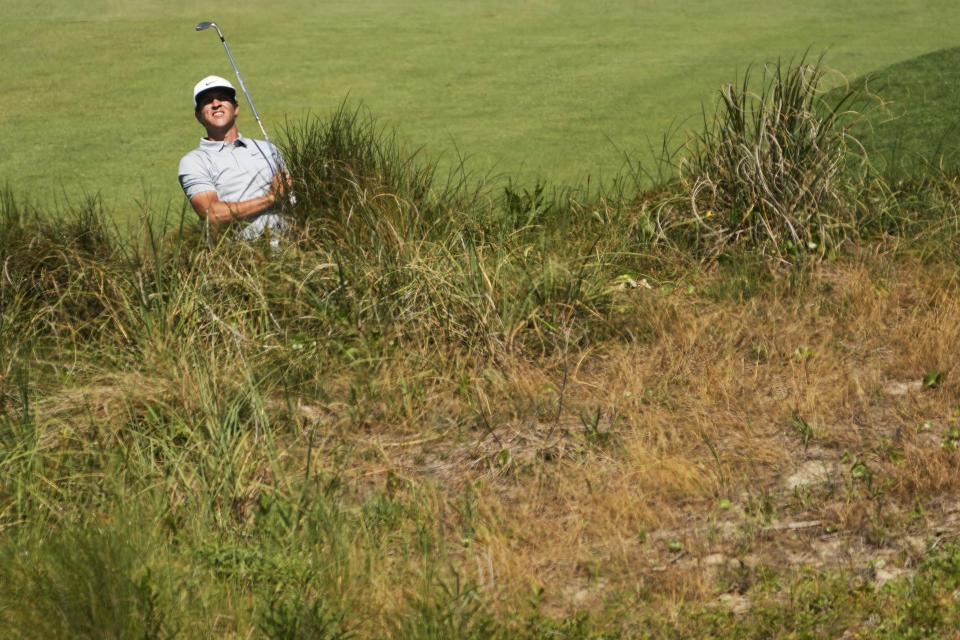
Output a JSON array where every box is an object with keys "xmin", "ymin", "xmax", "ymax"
[{"xmin": 178, "ymin": 134, "xmax": 287, "ymax": 239}]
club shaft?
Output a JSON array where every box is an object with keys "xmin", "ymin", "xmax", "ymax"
[
  {"xmin": 198, "ymin": 22, "xmax": 279, "ymax": 173},
  {"xmin": 214, "ymin": 31, "xmax": 271, "ymax": 144}
]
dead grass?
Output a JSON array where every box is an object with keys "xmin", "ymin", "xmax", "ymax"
[{"xmin": 285, "ymin": 251, "xmax": 960, "ymax": 622}]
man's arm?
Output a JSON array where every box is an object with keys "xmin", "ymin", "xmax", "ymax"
[{"xmin": 188, "ymin": 170, "xmax": 290, "ymax": 228}]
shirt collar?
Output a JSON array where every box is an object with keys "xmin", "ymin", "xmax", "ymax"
[{"xmin": 199, "ymin": 133, "xmax": 248, "ymax": 151}]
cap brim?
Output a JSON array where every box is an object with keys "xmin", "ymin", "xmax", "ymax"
[{"xmin": 194, "ymin": 87, "xmax": 237, "ymax": 108}]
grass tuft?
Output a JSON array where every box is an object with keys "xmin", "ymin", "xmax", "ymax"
[
  {"xmin": 675, "ymin": 56, "xmax": 863, "ymax": 261},
  {"xmin": 0, "ymin": 527, "xmax": 173, "ymax": 639}
]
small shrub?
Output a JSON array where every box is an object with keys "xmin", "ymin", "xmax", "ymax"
[{"xmin": 257, "ymin": 594, "xmax": 353, "ymax": 640}]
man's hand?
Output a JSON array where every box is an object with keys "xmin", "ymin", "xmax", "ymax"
[{"xmin": 268, "ymin": 169, "xmax": 292, "ymax": 203}]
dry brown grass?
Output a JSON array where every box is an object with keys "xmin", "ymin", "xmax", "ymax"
[{"xmin": 292, "ymin": 251, "xmax": 960, "ymax": 621}]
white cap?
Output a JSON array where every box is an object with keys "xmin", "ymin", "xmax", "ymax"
[{"xmin": 193, "ymin": 75, "xmax": 236, "ymax": 108}]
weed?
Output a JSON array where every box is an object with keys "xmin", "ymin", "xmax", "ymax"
[
  {"xmin": 922, "ymin": 370, "xmax": 943, "ymax": 388},
  {"xmin": 791, "ymin": 411, "xmax": 814, "ymax": 447},
  {"xmin": 257, "ymin": 592, "xmax": 354, "ymax": 640},
  {"xmin": 579, "ymin": 406, "xmax": 622, "ymax": 449}
]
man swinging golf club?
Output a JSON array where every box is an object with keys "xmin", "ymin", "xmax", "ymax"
[{"xmin": 177, "ymin": 74, "xmax": 290, "ymax": 240}]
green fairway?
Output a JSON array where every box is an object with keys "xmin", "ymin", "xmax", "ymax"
[
  {"xmin": 845, "ymin": 46, "xmax": 960, "ymax": 176},
  {"xmin": 4, "ymin": 0, "xmax": 960, "ymax": 217}
]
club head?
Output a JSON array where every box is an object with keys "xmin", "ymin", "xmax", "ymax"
[{"xmin": 195, "ymin": 21, "xmax": 217, "ymax": 32}]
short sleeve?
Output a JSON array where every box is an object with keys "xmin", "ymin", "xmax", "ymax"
[{"xmin": 178, "ymin": 151, "xmax": 216, "ymax": 199}]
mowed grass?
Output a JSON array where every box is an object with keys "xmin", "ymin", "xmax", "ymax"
[
  {"xmin": 844, "ymin": 46, "xmax": 960, "ymax": 176},
  {"xmin": 4, "ymin": 0, "xmax": 960, "ymax": 217}
]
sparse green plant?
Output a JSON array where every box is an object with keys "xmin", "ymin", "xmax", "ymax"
[
  {"xmin": 941, "ymin": 427, "xmax": 960, "ymax": 450},
  {"xmin": 922, "ymin": 370, "xmax": 943, "ymax": 388},
  {"xmin": 850, "ymin": 458, "xmax": 874, "ymax": 493},
  {"xmin": 791, "ymin": 411, "xmax": 814, "ymax": 447},
  {"xmin": 579, "ymin": 406, "xmax": 622, "ymax": 448}
]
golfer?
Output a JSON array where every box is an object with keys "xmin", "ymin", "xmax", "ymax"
[{"xmin": 178, "ymin": 75, "xmax": 289, "ymax": 240}]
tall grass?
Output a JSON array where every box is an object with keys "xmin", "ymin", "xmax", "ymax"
[
  {"xmin": 0, "ymin": 101, "xmax": 635, "ymax": 637},
  {"xmin": 0, "ymin": 527, "xmax": 173, "ymax": 639},
  {"xmin": 5, "ymin": 65, "xmax": 960, "ymax": 637},
  {"xmin": 274, "ymin": 101, "xmax": 633, "ymax": 359},
  {"xmin": 670, "ymin": 56, "xmax": 864, "ymax": 261}
]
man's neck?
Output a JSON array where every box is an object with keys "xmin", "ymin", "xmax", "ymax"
[{"xmin": 204, "ymin": 125, "xmax": 240, "ymax": 144}]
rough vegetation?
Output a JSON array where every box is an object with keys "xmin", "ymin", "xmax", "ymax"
[{"xmin": 4, "ymin": 60, "xmax": 960, "ymax": 638}]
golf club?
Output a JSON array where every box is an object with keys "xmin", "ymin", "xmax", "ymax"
[{"xmin": 195, "ymin": 21, "xmax": 272, "ymax": 146}]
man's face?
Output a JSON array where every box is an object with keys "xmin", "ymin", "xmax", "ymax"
[{"xmin": 195, "ymin": 90, "xmax": 238, "ymax": 130}]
